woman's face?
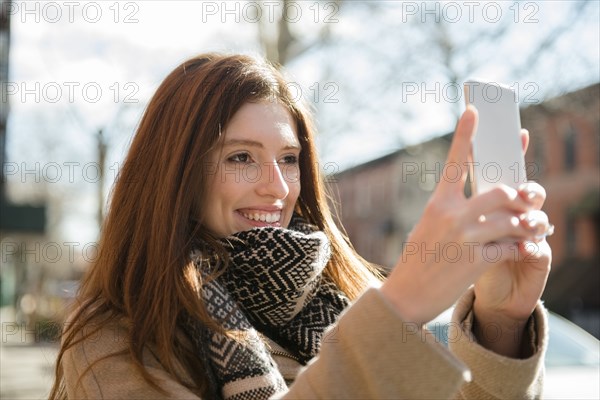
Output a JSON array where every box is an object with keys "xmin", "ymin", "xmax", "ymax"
[{"xmin": 203, "ymin": 101, "xmax": 302, "ymax": 237}]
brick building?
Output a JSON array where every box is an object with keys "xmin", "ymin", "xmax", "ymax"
[{"xmin": 332, "ymin": 83, "xmax": 599, "ymax": 335}]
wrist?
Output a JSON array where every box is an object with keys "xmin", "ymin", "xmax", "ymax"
[
  {"xmin": 380, "ymin": 281, "xmax": 425, "ymax": 326},
  {"xmin": 472, "ymin": 303, "xmax": 530, "ymax": 358}
]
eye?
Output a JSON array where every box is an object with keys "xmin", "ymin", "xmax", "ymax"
[
  {"xmin": 227, "ymin": 152, "xmax": 253, "ymax": 163},
  {"xmin": 280, "ymin": 154, "xmax": 299, "ymax": 165}
]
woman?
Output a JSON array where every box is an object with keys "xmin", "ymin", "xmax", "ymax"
[{"xmin": 50, "ymin": 53, "xmax": 552, "ymax": 399}]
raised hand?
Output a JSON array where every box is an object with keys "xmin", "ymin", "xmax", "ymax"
[
  {"xmin": 472, "ymin": 129, "xmax": 552, "ymax": 357},
  {"xmin": 381, "ymin": 106, "xmax": 552, "ymax": 357}
]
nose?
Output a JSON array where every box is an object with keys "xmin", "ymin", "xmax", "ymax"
[{"xmin": 256, "ymin": 162, "xmax": 290, "ymax": 199}]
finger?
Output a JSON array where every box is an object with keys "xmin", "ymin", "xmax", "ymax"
[
  {"xmin": 465, "ymin": 185, "xmax": 531, "ymax": 220},
  {"xmin": 521, "ymin": 129, "xmax": 530, "ymax": 154},
  {"xmin": 483, "ymin": 241, "xmax": 524, "ymax": 265},
  {"xmin": 462, "ymin": 211, "xmax": 536, "ymax": 244},
  {"xmin": 438, "ymin": 105, "xmax": 478, "ymax": 196},
  {"xmin": 518, "ymin": 239, "xmax": 552, "ymax": 264},
  {"xmin": 518, "ymin": 210, "xmax": 552, "ymax": 242},
  {"xmin": 517, "ymin": 181, "xmax": 547, "ymax": 210},
  {"xmin": 455, "ymin": 240, "xmax": 523, "ymax": 268}
]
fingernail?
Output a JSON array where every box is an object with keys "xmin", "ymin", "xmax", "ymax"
[
  {"xmin": 518, "ymin": 185, "xmax": 536, "ymax": 202},
  {"xmin": 534, "ymin": 224, "xmax": 555, "ymax": 242},
  {"xmin": 520, "ymin": 214, "xmax": 536, "ymax": 229}
]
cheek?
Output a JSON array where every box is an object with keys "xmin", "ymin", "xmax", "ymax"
[
  {"xmin": 203, "ymin": 168, "xmax": 247, "ymax": 236},
  {"xmin": 210, "ymin": 170, "xmax": 240, "ymax": 209},
  {"xmin": 212, "ymin": 165, "xmax": 264, "ymax": 210},
  {"xmin": 204, "ymin": 166, "xmax": 234, "ymax": 217}
]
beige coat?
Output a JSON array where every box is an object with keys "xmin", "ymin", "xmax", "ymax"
[{"xmin": 63, "ymin": 288, "xmax": 547, "ymax": 399}]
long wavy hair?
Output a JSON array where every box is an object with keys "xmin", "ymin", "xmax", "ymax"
[{"xmin": 49, "ymin": 53, "xmax": 382, "ymax": 398}]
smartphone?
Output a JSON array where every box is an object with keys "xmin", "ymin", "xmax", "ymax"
[{"xmin": 464, "ymin": 79, "xmax": 527, "ymax": 195}]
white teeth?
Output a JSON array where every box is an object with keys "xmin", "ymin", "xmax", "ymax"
[{"xmin": 241, "ymin": 211, "xmax": 281, "ymax": 223}]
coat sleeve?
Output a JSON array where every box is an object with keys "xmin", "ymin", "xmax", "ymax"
[
  {"xmin": 449, "ymin": 289, "xmax": 548, "ymax": 400},
  {"xmin": 282, "ymin": 288, "xmax": 472, "ymax": 399},
  {"xmin": 283, "ymin": 288, "xmax": 547, "ymax": 400}
]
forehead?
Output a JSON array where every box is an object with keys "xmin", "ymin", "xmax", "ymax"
[{"xmin": 223, "ymin": 101, "xmax": 300, "ymax": 148}]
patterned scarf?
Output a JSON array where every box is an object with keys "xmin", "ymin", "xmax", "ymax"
[{"xmin": 184, "ymin": 215, "xmax": 350, "ymax": 400}]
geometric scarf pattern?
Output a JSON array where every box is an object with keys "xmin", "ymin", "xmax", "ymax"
[{"xmin": 183, "ymin": 214, "xmax": 350, "ymax": 400}]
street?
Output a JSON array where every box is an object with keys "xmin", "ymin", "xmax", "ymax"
[
  {"xmin": 1, "ymin": 308, "xmax": 58, "ymax": 400},
  {"xmin": 1, "ymin": 341, "xmax": 57, "ymax": 400}
]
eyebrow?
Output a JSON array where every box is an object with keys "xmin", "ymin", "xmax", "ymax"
[{"xmin": 223, "ymin": 138, "xmax": 301, "ymax": 150}]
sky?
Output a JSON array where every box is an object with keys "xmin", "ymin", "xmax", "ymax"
[{"xmin": 3, "ymin": 0, "xmax": 599, "ymax": 246}]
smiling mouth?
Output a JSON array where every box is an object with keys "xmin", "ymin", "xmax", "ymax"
[{"xmin": 239, "ymin": 210, "xmax": 282, "ymax": 224}]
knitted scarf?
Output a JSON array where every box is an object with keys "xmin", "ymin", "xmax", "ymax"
[{"xmin": 184, "ymin": 215, "xmax": 350, "ymax": 400}]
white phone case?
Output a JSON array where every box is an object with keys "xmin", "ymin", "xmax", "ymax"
[{"xmin": 464, "ymin": 80, "xmax": 527, "ymax": 195}]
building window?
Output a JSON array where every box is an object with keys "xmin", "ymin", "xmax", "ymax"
[
  {"xmin": 566, "ymin": 214, "xmax": 577, "ymax": 257},
  {"xmin": 564, "ymin": 122, "xmax": 577, "ymax": 171},
  {"xmin": 531, "ymin": 135, "xmax": 545, "ymax": 180},
  {"xmin": 354, "ymin": 177, "xmax": 371, "ymax": 217}
]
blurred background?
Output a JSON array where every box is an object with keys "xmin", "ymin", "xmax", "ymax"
[{"xmin": 0, "ymin": 0, "xmax": 598, "ymax": 398}]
